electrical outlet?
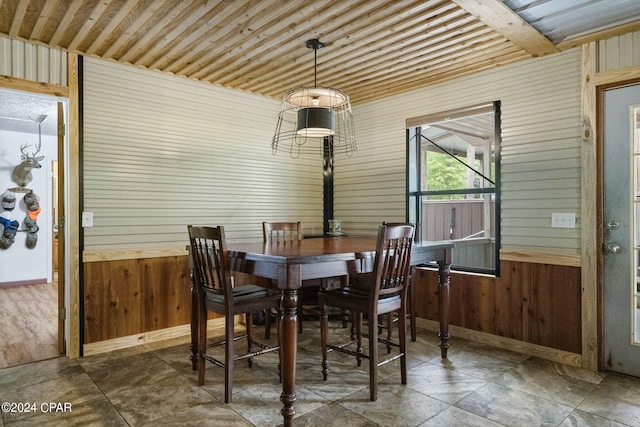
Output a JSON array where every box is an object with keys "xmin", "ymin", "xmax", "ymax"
[
  {"xmin": 82, "ymin": 211, "xmax": 94, "ymax": 227},
  {"xmin": 551, "ymin": 212, "xmax": 575, "ymax": 228}
]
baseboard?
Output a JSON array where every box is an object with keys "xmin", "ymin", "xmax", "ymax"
[
  {"xmin": 0, "ymin": 278, "xmax": 48, "ymax": 288},
  {"xmin": 82, "ymin": 317, "xmax": 583, "ymax": 369},
  {"xmin": 415, "ymin": 318, "xmax": 583, "ymax": 368},
  {"xmin": 82, "ymin": 317, "xmax": 228, "ymax": 357}
]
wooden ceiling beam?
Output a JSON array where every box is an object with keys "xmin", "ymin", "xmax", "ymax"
[{"xmin": 453, "ymin": 0, "xmax": 558, "ymax": 56}]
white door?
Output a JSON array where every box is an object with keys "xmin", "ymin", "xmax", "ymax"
[{"xmin": 603, "ymin": 83, "xmax": 640, "ymax": 376}]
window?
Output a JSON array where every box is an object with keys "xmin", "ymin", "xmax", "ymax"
[{"xmin": 407, "ymin": 101, "xmax": 501, "ymax": 275}]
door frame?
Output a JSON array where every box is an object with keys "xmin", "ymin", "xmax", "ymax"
[
  {"xmin": 0, "ymin": 54, "xmax": 80, "ymax": 358},
  {"xmin": 583, "ymin": 42, "xmax": 640, "ymax": 373}
]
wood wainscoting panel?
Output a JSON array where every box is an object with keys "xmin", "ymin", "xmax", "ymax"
[
  {"xmin": 142, "ymin": 256, "xmax": 191, "ymax": 333},
  {"xmin": 83, "ymin": 255, "xmax": 253, "ymax": 344},
  {"xmin": 84, "ymin": 256, "xmax": 192, "ymax": 343},
  {"xmin": 414, "ymin": 259, "xmax": 581, "ymax": 354}
]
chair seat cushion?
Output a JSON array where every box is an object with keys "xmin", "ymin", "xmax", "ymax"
[
  {"xmin": 319, "ymin": 286, "xmax": 401, "ymax": 309},
  {"xmin": 206, "ymin": 284, "xmax": 274, "ymax": 303}
]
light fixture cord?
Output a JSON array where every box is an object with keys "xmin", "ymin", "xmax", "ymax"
[{"xmin": 313, "ymin": 46, "xmax": 317, "ymax": 88}]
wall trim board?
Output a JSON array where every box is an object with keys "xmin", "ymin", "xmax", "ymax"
[
  {"xmin": 85, "ymin": 316, "xmax": 584, "ymax": 368},
  {"xmin": 596, "ymin": 65, "xmax": 640, "ymax": 86},
  {"xmin": 415, "ymin": 318, "xmax": 583, "ymax": 368},
  {"xmin": 0, "ymin": 74, "xmax": 68, "ymax": 97},
  {"xmin": 83, "ymin": 246, "xmax": 582, "ymax": 268},
  {"xmin": 499, "ymin": 250, "xmax": 581, "ymax": 267},
  {"xmin": 83, "ymin": 246, "xmax": 188, "ymax": 262},
  {"xmin": 581, "ymin": 43, "xmax": 598, "ymax": 372}
]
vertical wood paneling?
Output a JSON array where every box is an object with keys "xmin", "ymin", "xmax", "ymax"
[
  {"xmin": 0, "ymin": 35, "xmax": 67, "ymax": 85},
  {"xmin": 82, "ymin": 58, "xmax": 324, "ymax": 249},
  {"xmin": 84, "ymin": 260, "xmax": 111, "ymax": 343},
  {"xmin": 83, "ymin": 255, "xmax": 222, "ymax": 343},
  {"xmin": 108, "ymin": 259, "xmax": 143, "ymax": 339},
  {"xmin": 142, "ymin": 256, "xmax": 190, "ymax": 332},
  {"xmin": 342, "ymin": 49, "xmax": 582, "ymax": 254},
  {"xmin": 414, "ymin": 260, "xmax": 581, "ymax": 354}
]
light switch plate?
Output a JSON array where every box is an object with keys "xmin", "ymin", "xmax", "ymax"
[
  {"xmin": 82, "ymin": 211, "xmax": 94, "ymax": 227},
  {"xmin": 551, "ymin": 212, "xmax": 575, "ymax": 228}
]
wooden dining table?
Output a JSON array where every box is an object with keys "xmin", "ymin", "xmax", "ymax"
[{"xmin": 226, "ymin": 236, "xmax": 454, "ymax": 427}]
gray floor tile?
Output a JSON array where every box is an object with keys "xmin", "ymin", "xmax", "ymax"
[{"xmin": 2, "ymin": 321, "xmax": 640, "ymax": 427}]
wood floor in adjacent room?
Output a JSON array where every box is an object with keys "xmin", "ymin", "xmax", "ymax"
[{"xmin": 0, "ymin": 281, "xmax": 59, "ymax": 369}]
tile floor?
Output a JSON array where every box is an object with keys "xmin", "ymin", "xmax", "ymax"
[{"xmin": 1, "ymin": 320, "xmax": 640, "ymax": 426}]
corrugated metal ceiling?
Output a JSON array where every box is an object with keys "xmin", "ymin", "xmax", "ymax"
[{"xmin": 504, "ymin": 0, "xmax": 640, "ymax": 43}]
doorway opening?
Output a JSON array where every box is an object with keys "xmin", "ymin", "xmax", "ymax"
[{"xmin": 0, "ymin": 88, "xmax": 67, "ymax": 368}]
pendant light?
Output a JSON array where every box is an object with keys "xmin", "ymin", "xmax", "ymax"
[{"xmin": 272, "ymin": 39, "xmax": 356, "ymax": 158}]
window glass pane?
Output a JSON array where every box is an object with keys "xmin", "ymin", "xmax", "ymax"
[
  {"xmin": 420, "ymin": 194, "xmax": 495, "ymax": 270},
  {"xmin": 407, "ymin": 101, "xmax": 500, "ymax": 275},
  {"xmin": 420, "ymin": 112, "xmax": 495, "ymax": 192}
]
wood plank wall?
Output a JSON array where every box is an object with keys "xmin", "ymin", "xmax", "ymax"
[
  {"xmin": 83, "ymin": 254, "xmax": 265, "ymax": 343},
  {"xmin": 414, "ymin": 260, "xmax": 581, "ymax": 354},
  {"xmin": 84, "ymin": 254, "xmax": 581, "ymax": 355},
  {"xmin": 84, "ymin": 256, "xmax": 191, "ymax": 343}
]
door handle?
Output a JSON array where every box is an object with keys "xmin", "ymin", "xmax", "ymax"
[{"xmin": 604, "ymin": 242, "xmax": 621, "ymax": 253}]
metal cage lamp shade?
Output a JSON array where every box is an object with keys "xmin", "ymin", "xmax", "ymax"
[{"xmin": 272, "ymin": 39, "xmax": 356, "ymax": 158}]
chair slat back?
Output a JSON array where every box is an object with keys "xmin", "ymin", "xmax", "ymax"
[
  {"xmin": 188, "ymin": 225, "xmax": 233, "ymax": 301},
  {"xmin": 371, "ymin": 223, "xmax": 415, "ymax": 299},
  {"xmin": 262, "ymin": 221, "xmax": 302, "ymax": 242}
]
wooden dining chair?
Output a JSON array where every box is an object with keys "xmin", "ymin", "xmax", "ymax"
[
  {"xmin": 187, "ymin": 225, "xmax": 281, "ymax": 403},
  {"xmin": 262, "ymin": 221, "xmax": 349, "ymax": 335},
  {"xmin": 262, "ymin": 221, "xmax": 302, "ymax": 243},
  {"xmin": 262, "ymin": 221, "xmax": 311, "ymax": 334},
  {"xmin": 318, "ymin": 222, "xmax": 415, "ymax": 401}
]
